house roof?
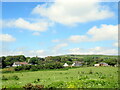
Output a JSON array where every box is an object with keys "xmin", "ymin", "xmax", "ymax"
[
  {"xmin": 14, "ymin": 62, "xmax": 28, "ymax": 65},
  {"xmin": 19, "ymin": 62, "xmax": 28, "ymax": 64},
  {"xmin": 99, "ymin": 62, "xmax": 108, "ymax": 64}
]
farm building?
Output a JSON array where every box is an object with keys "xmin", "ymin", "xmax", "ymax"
[
  {"xmin": 12, "ymin": 62, "xmax": 28, "ymax": 67},
  {"xmin": 99, "ymin": 62, "xmax": 109, "ymax": 66},
  {"xmin": 94, "ymin": 64, "xmax": 100, "ymax": 67},
  {"xmin": 63, "ymin": 63, "xmax": 69, "ymax": 67},
  {"xmin": 72, "ymin": 61, "xmax": 83, "ymax": 67},
  {"xmin": 94, "ymin": 62, "xmax": 109, "ymax": 67}
]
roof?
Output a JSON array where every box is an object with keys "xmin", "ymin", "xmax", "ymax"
[
  {"xmin": 99, "ymin": 62, "xmax": 108, "ymax": 64},
  {"xmin": 14, "ymin": 62, "xmax": 28, "ymax": 65},
  {"xmin": 20, "ymin": 62, "xmax": 28, "ymax": 64}
]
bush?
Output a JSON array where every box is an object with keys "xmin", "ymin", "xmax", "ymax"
[
  {"xmin": 14, "ymin": 66, "xmax": 24, "ymax": 71},
  {"xmin": 98, "ymin": 75, "xmax": 106, "ymax": 79},
  {"xmin": 12, "ymin": 75, "xmax": 19, "ymax": 80},
  {"xmin": 23, "ymin": 83, "xmax": 44, "ymax": 89},
  {"xmin": 79, "ymin": 75, "xmax": 89, "ymax": 80},
  {"xmin": 47, "ymin": 81, "xmax": 66, "ymax": 88},
  {"xmin": 23, "ymin": 83, "xmax": 34, "ymax": 89},
  {"xmin": 2, "ymin": 75, "xmax": 8, "ymax": 80},
  {"xmin": 30, "ymin": 66, "xmax": 39, "ymax": 71},
  {"xmin": 33, "ymin": 78, "xmax": 40, "ymax": 83},
  {"xmin": 88, "ymin": 70, "xmax": 93, "ymax": 74},
  {"xmin": 2, "ymin": 68, "xmax": 14, "ymax": 73},
  {"xmin": 66, "ymin": 79, "xmax": 110, "ymax": 88},
  {"xmin": 14, "ymin": 63, "xmax": 64, "ymax": 71},
  {"xmin": 23, "ymin": 65, "xmax": 31, "ymax": 70}
]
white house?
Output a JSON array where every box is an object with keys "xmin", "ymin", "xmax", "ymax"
[
  {"xmin": 63, "ymin": 63, "xmax": 69, "ymax": 67},
  {"xmin": 12, "ymin": 62, "xmax": 28, "ymax": 67}
]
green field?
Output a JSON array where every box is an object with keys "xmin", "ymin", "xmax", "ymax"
[{"xmin": 2, "ymin": 67, "xmax": 118, "ymax": 88}]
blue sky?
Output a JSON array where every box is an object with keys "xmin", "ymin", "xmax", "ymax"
[{"xmin": 1, "ymin": 1, "xmax": 118, "ymax": 57}]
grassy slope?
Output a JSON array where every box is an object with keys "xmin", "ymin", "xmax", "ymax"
[{"xmin": 2, "ymin": 67, "xmax": 118, "ymax": 88}]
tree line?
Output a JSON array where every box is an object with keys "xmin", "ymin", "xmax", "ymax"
[{"xmin": 0, "ymin": 55, "xmax": 118, "ymax": 69}]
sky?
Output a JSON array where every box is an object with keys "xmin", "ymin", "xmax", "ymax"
[{"xmin": 1, "ymin": 0, "xmax": 119, "ymax": 57}]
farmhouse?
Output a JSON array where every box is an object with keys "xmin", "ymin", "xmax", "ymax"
[
  {"xmin": 12, "ymin": 62, "xmax": 28, "ymax": 67},
  {"xmin": 99, "ymin": 62, "xmax": 109, "ymax": 66},
  {"xmin": 63, "ymin": 63, "xmax": 69, "ymax": 67},
  {"xmin": 72, "ymin": 61, "xmax": 83, "ymax": 67},
  {"xmin": 94, "ymin": 62, "xmax": 109, "ymax": 67}
]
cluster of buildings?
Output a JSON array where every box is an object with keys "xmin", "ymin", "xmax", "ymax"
[{"xmin": 12, "ymin": 61, "xmax": 111, "ymax": 67}]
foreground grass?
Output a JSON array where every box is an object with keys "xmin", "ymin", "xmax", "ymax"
[{"xmin": 2, "ymin": 67, "xmax": 118, "ymax": 88}]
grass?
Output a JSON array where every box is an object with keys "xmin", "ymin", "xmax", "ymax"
[{"xmin": 2, "ymin": 66, "xmax": 118, "ymax": 88}]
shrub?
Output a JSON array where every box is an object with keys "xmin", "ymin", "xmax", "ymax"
[
  {"xmin": 89, "ymin": 70, "xmax": 93, "ymax": 74},
  {"xmin": 14, "ymin": 63, "xmax": 64, "ymax": 71},
  {"xmin": 33, "ymin": 78, "xmax": 41, "ymax": 83},
  {"xmin": 79, "ymin": 75, "xmax": 89, "ymax": 80},
  {"xmin": 23, "ymin": 83, "xmax": 34, "ymax": 89},
  {"xmin": 2, "ymin": 68, "xmax": 14, "ymax": 73},
  {"xmin": 30, "ymin": 66, "xmax": 38, "ymax": 71},
  {"xmin": 99, "ymin": 75, "xmax": 106, "ymax": 79},
  {"xmin": 14, "ymin": 66, "xmax": 24, "ymax": 71},
  {"xmin": 33, "ymin": 85, "xmax": 44, "ymax": 89},
  {"xmin": 12, "ymin": 75, "xmax": 19, "ymax": 80},
  {"xmin": 23, "ymin": 83, "xmax": 44, "ymax": 89},
  {"xmin": 2, "ymin": 75, "xmax": 8, "ymax": 81},
  {"xmin": 47, "ymin": 81, "xmax": 66, "ymax": 88},
  {"xmin": 23, "ymin": 65, "xmax": 31, "ymax": 70},
  {"xmin": 66, "ymin": 79, "xmax": 110, "ymax": 88}
]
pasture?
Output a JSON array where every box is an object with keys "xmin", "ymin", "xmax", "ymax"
[{"xmin": 2, "ymin": 67, "xmax": 118, "ymax": 88}]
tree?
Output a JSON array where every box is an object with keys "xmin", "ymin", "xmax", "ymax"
[
  {"xmin": 29, "ymin": 57, "xmax": 40, "ymax": 65},
  {"xmin": 1, "ymin": 56, "xmax": 6, "ymax": 68}
]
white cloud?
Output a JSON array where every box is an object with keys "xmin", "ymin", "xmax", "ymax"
[
  {"xmin": 32, "ymin": 32, "xmax": 40, "ymax": 36},
  {"xmin": 3, "ymin": 18, "xmax": 50, "ymax": 32},
  {"xmin": 52, "ymin": 39, "xmax": 60, "ymax": 43},
  {"xmin": 1, "ymin": 45, "xmax": 118, "ymax": 57},
  {"xmin": 49, "ymin": 43, "xmax": 68, "ymax": 55},
  {"xmin": 0, "ymin": 34, "xmax": 16, "ymax": 42},
  {"xmin": 32, "ymin": 0, "xmax": 114, "ymax": 25},
  {"xmin": 29, "ymin": 50, "xmax": 45, "ymax": 56},
  {"xmin": 53, "ymin": 43, "xmax": 68, "ymax": 51},
  {"xmin": 68, "ymin": 47, "xmax": 118, "ymax": 55},
  {"xmin": 68, "ymin": 35, "xmax": 89, "ymax": 43},
  {"xmin": 1, "ymin": 49, "xmax": 46, "ymax": 57},
  {"xmin": 87, "ymin": 24, "xmax": 118, "ymax": 41},
  {"xmin": 113, "ymin": 41, "xmax": 120, "ymax": 47},
  {"xmin": 68, "ymin": 24, "xmax": 118, "ymax": 43}
]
